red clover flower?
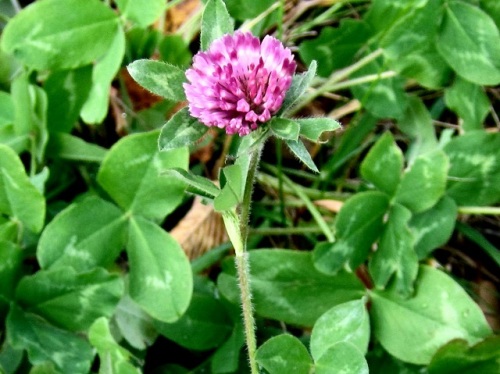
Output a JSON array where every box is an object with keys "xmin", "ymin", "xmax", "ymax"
[{"xmin": 184, "ymin": 31, "xmax": 296, "ymax": 136}]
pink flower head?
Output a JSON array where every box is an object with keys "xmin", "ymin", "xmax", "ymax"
[{"xmin": 184, "ymin": 31, "xmax": 296, "ymax": 136}]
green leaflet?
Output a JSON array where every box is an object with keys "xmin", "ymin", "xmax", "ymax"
[
  {"xmin": 279, "ymin": 61, "xmax": 317, "ymax": 114},
  {"xmin": 1, "ymin": 0, "xmax": 120, "ymax": 71},
  {"xmin": 45, "ymin": 66, "xmax": 93, "ymax": 133},
  {"xmin": 350, "ymin": 54, "xmax": 409, "ymax": 120},
  {"xmin": 256, "ymin": 335, "xmax": 313, "ymax": 374},
  {"xmin": 127, "ymin": 59, "xmax": 186, "ymax": 102},
  {"xmin": 370, "ymin": 265, "xmax": 492, "ymax": 365},
  {"xmin": 114, "ymin": 295, "xmax": 158, "ymax": 350},
  {"xmin": 0, "ymin": 144, "xmax": 45, "ymax": 233},
  {"xmin": 0, "ymin": 340, "xmax": 23, "ymax": 374},
  {"xmin": 89, "ymin": 317, "xmax": 141, "ymax": 374},
  {"xmin": 269, "ymin": 118, "xmax": 300, "ymax": 141},
  {"xmin": 115, "ymin": 0, "xmax": 166, "ymax": 27},
  {"xmin": 369, "ymin": 204, "xmax": 418, "ymax": 296},
  {"xmin": 163, "ymin": 167, "xmax": 220, "ymax": 200},
  {"xmin": 11, "ymin": 73, "xmax": 48, "ymax": 162},
  {"xmin": 214, "ymin": 164, "xmax": 245, "ymax": 212},
  {"xmin": 437, "ymin": 1, "xmax": 500, "ymax": 85},
  {"xmin": 410, "ymin": 196, "xmax": 458, "ymax": 259},
  {"xmin": 389, "ymin": 43, "xmax": 452, "ymax": 89},
  {"xmin": 297, "ymin": 117, "xmax": 341, "ymax": 143},
  {"xmin": 360, "ymin": 132, "xmax": 403, "ymax": 196},
  {"xmin": 310, "ymin": 299, "xmax": 370, "ymax": 360},
  {"xmin": 444, "ymin": 131, "xmax": 500, "ymax": 206},
  {"xmin": 368, "ymin": 0, "xmax": 451, "ymax": 88},
  {"xmin": 211, "ymin": 322, "xmax": 245, "ymax": 373},
  {"xmin": 37, "ymin": 196, "xmax": 127, "ymax": 271},
  {"xmin": 315, "ymin": 343, "xmax": 369, "ymax": 374},
  {"xmin": 379, "ymin": 0, "xmax": 443, "ymax": 60},
  {"xmin": 200, "ymin": 0, "xmax": 234, "ymax": 51},
  {"xmin": 127, "ymin": 217, "xmax": 192, "ymax": 323},
  {"xmin": 159, "ymin": 34, "xmax": 192, "ymax": 68},
  {"xmin": 428, "ymin": 336, "xmax": 500, "ymax": 374},
  {"xmin": 299, "ymin": 20, "xmax": 371, "ymax": 77},
  {"xmin": 0, "ymin": 91, "xmax": 14, "ymax": 126},
  {"xmin": 7, "ymin": 305, "xmax": 94, "ymax": 374},
  {"xmin": 154, "ymin": 292, "xmax": 232, "ymax": 350},
  {"xmin": 313, "ymin": 191, "xmax": 389, "ymax": 275},
  {"xmin": 0, "ymin": 241, "xmax": 23, "ymax": 305},
  {"xmin": 445, "ymin": 77, "xmax": 490, "ymax": 132},
  {"xmin": 225, "ymin": 0, "xmax": 277, "ymax": 20},
  {"xmin": 398, "ymin": 96, "xmax": 438, "ymax": 161},
  {"xmin": 97, "ymin": 131, "xmax": 188, "ymax": 221},
  {"xmin": 46, "ymin": 133, "xmax": 108, "ymax": 163},
  {"xmin": 394, "ymin": 149, "xmax": 448, "ymax": 213},
  {"xmin": 81, "ymin": 27, "xmax": 126, "ymax": 124},
  {"xmin": 15, "ymin": 267, "xmax": 123, "ymax": 332},
  {"xmin": 218, "ymin": 249, "xmax": 365, "ymax": 327},
  {"xmin": 158, "ymin": 108, "xmax": 209, "ymax": 152},
  {"xmin": 285, "ymin": 139, "xmax": 319, "ymax": 173}
]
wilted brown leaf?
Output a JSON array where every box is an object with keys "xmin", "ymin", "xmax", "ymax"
[
  {"xmin": 314, "ymin": 199, "xmax": 344, "ymax": 213},
  {"xmin": 476, "ymin": 280, "xmax": 500, "ymax": 331},
  {"xmin": 109, "ymin": 86, "xmax": 128, "ymax": 136},
  {"xmin": 164, "ymin": 0, "xmax": 201, "ymax": 33},
  {"xmin": 121, "ymin": 67, "xmax": 163, "ymax": 112}
]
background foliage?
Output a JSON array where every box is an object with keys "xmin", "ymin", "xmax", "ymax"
[{"xmin": 0, "ymin": 0, "xmax": 499, "ymax": 373}]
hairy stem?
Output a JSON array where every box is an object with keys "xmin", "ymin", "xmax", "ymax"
[
  {"xmin": 239, "ymin": 143, "xmax": 264, "ymax": 242},
  {"xmin": 222, "ymin": 210, "xmax": 257, "ymax": 374},
  {"xmin": 235, "ymin": 249, "xmax": 258, "ymax": 374},
  {"xmin": 240, "ymin": 143, "xmax": 263, "ymax": 374},
  {"xmin": 223, "ymin": 142, "xmax": 264, "ymax": 374}
]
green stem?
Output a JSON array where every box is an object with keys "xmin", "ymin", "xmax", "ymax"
[
  {"xmin": 157, "ymin": 7, "xmax": 166, "ymax": 33},
  {"xmin": 257, "ymin": 172, "xmax": 350, "ymax": 201},
  {"xmin": 240, "ymin": 143, "xmax": 264, "ymax": 374},
  {"xmin": 191, "ymin": 242, "xmax": 232, "ymax": 274},
  {"xmin": 458, "ymin": 206, "xmax": 500, "ymax": 215},
  {"xmin": 240, "ymin": 1, "xmax": 281, "ymax": 33},
  {"xmin": 158, "ymin": 0, "xmax": 186, "ymax": 32},
  {"xmin": 276, "ymin": 0, "xmax": 285, "ymax": 40},
  {"xmin": 256, "ymin": 198, "xmax": 309, "ymax": 208},
  {"xmin": 239, "ymin": 143, "xmax": 264, "ymax": 242},
  {"xmin": 325, "ymin": 48, "xmax": 384, "ymax": 87},
  {"xmin": 290, "ymin": 48, "xmax": 384, "ymax": 114},
  {"xmin": 455, "ymin": 221, "xmax": 500, "ymax": 266},
  {"xmin": 264, "ymin": 164, "xmax": 335, "ymax": 242},
  {"xmin": 177, "ymin": 6, "xmax": 202, "ymax": 43},
  {"xmin": 165, "ymin": 0, "xmax": 185, "ymax": 12},
  {"xmin": 235, "ymin": 250, "xmax": 258, "ymax": 373},
  {"xmin": 251, "ymin": 225, "xmax": 332, "ymax": 236},
  {"xmin": 275, "ymin": 139, "xmax": 286, "ymax": 226},
  {"xmin": 221, "ymin": 211, "xmax": 256, "ymax": 374},
  {"xmin": 29, "ymin": 136, "xmax": 37, "ymax": 177},
  {"xmin": 10, "ymin": 0, "xmax": 21, "ymax": 12},
  {"xmin": 327, "ymin": 70, "xmax": 397, "ymax": 92},
  {"xmin": 223, "ymin": 142, "xmax": 264, "ymax": 374},
  {"xmin": 290, "ymin": 2, "xmax": 343, "ymax": 38}
]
